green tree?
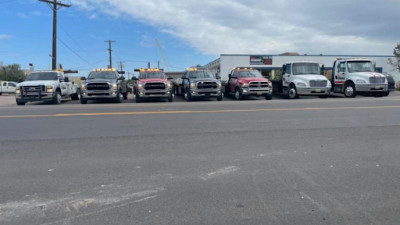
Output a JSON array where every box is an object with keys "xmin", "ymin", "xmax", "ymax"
[
  {"xmin": 388, "ymin": 43, "xmax": 400, "ymax": 71},
  {"xmin": 0, "ymin": 64, "xmax": 26, "ymax": 82}
]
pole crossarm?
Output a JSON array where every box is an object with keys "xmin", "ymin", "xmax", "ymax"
[{"xmin": 38, "ymin": 0, "xmax": 71, "ymax": 7}]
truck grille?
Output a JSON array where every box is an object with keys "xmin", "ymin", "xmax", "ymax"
[
  {"xmin": 310, "ymin": 80, "xmax": 327, "ymax": 87},
  {"xmin": 145, "ymin": 83, "xmax": 165, "ymax": 90},
  {"xmin": 22, "ymin": 85, "xmax": 45, "ymax": 92},
  {"xmin": 87, "ymin": 83, "xmax": 110, "ymax": 91},
  {"xmin": 197, "ymin": 82, "xmax": 217, "ymax": 89},
  {"xmin": 369, "ymin": 77, "xmax": 385, "ymax": 84},
  {"xmin": 249, "ymin": 82, "xmax": 269, "ymax": 89}
]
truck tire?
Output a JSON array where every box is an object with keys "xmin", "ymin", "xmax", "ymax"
[
  {"xmin": 71, "ymin": 92, "xmax": 80, "ymax": 100},
  {"xmin": 80, "ymin": 96, "xmax": 87, "ymax": 104},
  {"xmin": 123, "ymin": 92, "xmax": 128, "ymax": 100},
  {"xmin": 344, "ymin": 83, "xmax": 357, "ymax": 98},
  {"xmin": 234, "ymin": 88, "xmax": 243, "ymax": 100},
  {"xmin": 16, "ymin": 100, "xmax": 26, "ymax": 106},
  {"xmin": 217, "ymin": 93, "xmax": 223, "ymax": 101},
  {"xmin": 184, "ymin": 90, "xmax": 192, "ymax": 101},
  {"xmin": 115, "ymin": 92, "xmax": 123, "ymax": 103},
  {"xmin": 383, "ymin": 91, "xmax": 390, "ymax": 97},
  {"xmin": 168, "ymin": 94, "xmax": 173, "ymax": 102},
  {"xmin": 287, "ymin": 85, "xmax": 298, "ymax": 99},
  {"xmin": 53, "ymin": 90, "xmax": 62, "ymax": 104},
  {"xmin": 135, "ymin": 93, "xmax": 141, "ymax": 103},
  {"xmin": 265, "ymin": 94, "xmax": 272, "ymax": 100}
]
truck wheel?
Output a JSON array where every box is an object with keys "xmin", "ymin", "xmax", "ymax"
[
  {"xmin": 168, "ymin": 94, "xmax": 173, "ymax": 102},
  {"xmin": 344, "ymin": 83, "xmax": 357, "ymax": 98},
  {"xmin": 71, "ymin": 92, "xmax": 80, "ymax": 100},
  {"xmin": 135, "ymin": 93, "xmax": 141, "ymax": 103},
  {"xmin": 287, "ymin": 85, "xmax": 298, "ymax": 99},
  {"xmin": 383, "ymin": 91, "xmax": 390, "ymax": 97},
  {"xmin": 234, "ymin": 88, "xmax": 243, "ymax": 100},
  {"xmin": 123, "ymin": 92, "xmax": 128, "ymax": 100},
  {"xmin": 265, "ymin": 94, "xmax": 272, "ymax": 100},
  {"xmin": 115, "ymin": 92, "xmax": 123, "ymax": 103},
  {"xmin": 217, "ymin": 93, "xmax": 223, "ymax": 101},
  {"xmin": 16, "ymin": 100, "xmax": 25, "ymax": 106},
  {"xmin": 184, "ymin": 90, "xmax": 192, "ymax": 101},
  {"xmin": 80, "ymin": 96, "xmax": 87, "ymax": 104},
  {"xmin": 53, "ymin": 90, "xmax": 62, "ymax": 104}
]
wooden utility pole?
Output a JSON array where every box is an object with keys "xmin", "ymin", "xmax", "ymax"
[
  {"xmin": 38, "ymin": 0, "xmax": 71, "ymax": 70},
  {"xmin": 105, "ymin": 40, "xmax": 116, "ymax": 68}
]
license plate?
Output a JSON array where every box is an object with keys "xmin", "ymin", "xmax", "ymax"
[
  {"xmin": 315, "ymin": 89, "xmax": 321, "ymax": 93},
  {"xmin": 257, "ymin": 91, "xmax": 263, "ymax": 95},
  {"xmin": 375, "ymin": 86, "xmax": 381, "ymax": 89}
]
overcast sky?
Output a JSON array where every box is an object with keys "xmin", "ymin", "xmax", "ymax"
[
  {"xmin": 0, "ymin": 0, "xmax": 399, "ymax": 74},
  {"xmin": 71, "ymin": 0, "xmax": 399, "ymax": 55}
]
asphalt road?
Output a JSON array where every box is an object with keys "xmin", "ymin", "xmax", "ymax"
[{"xmin": 1, "ymin": 93, "xmax": 400, "ymax": 225}]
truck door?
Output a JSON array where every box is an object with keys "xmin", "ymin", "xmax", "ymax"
[
  {"xmin": 58, "ymin": 73, "xmax": 68, "ymax": 96},
  {"xmin": 229, "ymin": 71, "xmax": 238, "ymax": 92},
  {"xmin": 2, "ymin": 82, "xmax": 8, "ymax": 93},
  {"xmin": 282, "ymin": 64, "xmax": 292, "ymax": 87},
  {"xmin": 8, "ymin": 82, "xmax": 16, "ymax": 93},
  {"xmin": 333, "ymin": 61, "xmax": 346, "ymax": 93}
]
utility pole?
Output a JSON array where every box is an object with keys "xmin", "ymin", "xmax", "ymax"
[
  {"xmin": 118, "ymin": 61, "xmax": 125, "ymax": 72},
  {"xmin": 105, "ymin": 40, "xmax": 116, "ymax": 68},
  {"xmin": 39, "ymin": 0, "xmax": 71, "ymax": 71}
]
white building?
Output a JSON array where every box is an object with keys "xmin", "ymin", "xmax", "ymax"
[{"xmin": 205, "ymin": 54, "xmax": 400, "ymax": 82}]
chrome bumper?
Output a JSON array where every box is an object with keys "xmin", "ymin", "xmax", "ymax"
[
  {"xmin": 356, "ymin": 84, "xmax": 388, "ymax": 92},
  {"xmin": 138, "ymin": 89, "xmax": 172, "ymax": 98},
  {"xmin": 81, "ymin": 90, "xmax": 118, "ymax": 99},
  {"xmin": 297, "ymin": 87, "xmax": 330, "ymax": 95}
]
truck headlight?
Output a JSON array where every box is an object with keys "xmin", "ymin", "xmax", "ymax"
[
  {"xmin": 297, "ymin": 82, "xmax": 307, "ymax": 87},
  {"xmin": 81, "ymin": 84, "xmax": 87, "ymax": 90},
  {"xmin": 190, "ymin": 83, "xmax": 196, "ymax": 89},
  {"xmin": 166, "ymin": 82, "xmax": 171, "ymax": 89},
  {"xmin": 16, "ymin": 87, "xmax": 21, "ymax": 94},
  {"xmin": 240, "ymin": 83, "xmax": 248, "ymax": 88},
  {"xmin": 327, "ymin": 81, "xmax": 332, "ymax": 87},
  {"xmin": 47, "ymin": 85, "xmax": 53, "ymax": 93},
  {"xmin": 138, "ymin": 84, "xmax": 143, "ymax": 90},
  {"xmin": 217, "ymin": 82, "xmax": 222, "ymax": 89},
  {"xmin": 268, "ymin": 81, "xmax": 272, "ymax": 87},
  {"xmin": 111, "ymin": 83, "xmax": 118, "ymax": 90},
  {"xmin": 356, "ymin": 79, "xmax": 367, "ymax": 84}
]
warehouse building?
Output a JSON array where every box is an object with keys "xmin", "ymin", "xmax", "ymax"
[{"xmin": 205, "ymin": 54, "xmax": 400, "ymax": 82}]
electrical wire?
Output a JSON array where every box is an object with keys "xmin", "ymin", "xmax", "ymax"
[{"xmin": 57, "ymin": 37, "xmax": 95, "ymax": 67}]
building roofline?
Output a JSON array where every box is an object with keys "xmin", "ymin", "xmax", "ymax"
[{"xmin": 220, "ymin": 54, "xmax": 394, "ymax": 58}]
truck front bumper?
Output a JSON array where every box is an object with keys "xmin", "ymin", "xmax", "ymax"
[
  {"xmin": 81, "ymin": 90, "xmax": 118, "ymax": 99},
  {"xmin": 355, "ymin": 84, "xmax": 388, "ymax": 92},
  {"xmin": 190, "ymin": 89, "xmax": 222, "ymax": 97},
  {"xmin": 137, "ymin": 89, "xmax": 172, "ymax": 98},
  {"xmin": 297, "ymin": 87, "xmax": 330, "ymax": 95},
  {"xmin": 241, "ymin": 88, "xmax": 272, "ymax": 96},
  {"xmin": 16, "ymin": 92, "xmax": 54, "ymax": 102}
]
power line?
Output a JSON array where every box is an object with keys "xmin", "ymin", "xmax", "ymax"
[{"xmin": 57, "ymin": 37, "xmax": 95, "ymax": 67}]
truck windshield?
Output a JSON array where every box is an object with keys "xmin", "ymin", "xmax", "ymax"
[
  {"xmin": 292, "ymin": 63, "xmax": 320, "ymax": 75},
  {"xmin": 26, "ymin": 72, "xmax": 58, "ymax": 81},
  {"xmin": 88, "ymin": 72, "xmax": 117, "ymax": 79},
  {"xmin": 238, "ymin": 70, "xmax": 263, "ymax": 78},
  {"xmin": 347, "ymin": 61, "xmax": 374, "ymax": 73},
  {"xmin": 189, "ymin": 71, "xmax": 213, "ymax": 79},
  {"xmin": 139, "ymin": 72, "xmax": 165, "ymax": 79}
]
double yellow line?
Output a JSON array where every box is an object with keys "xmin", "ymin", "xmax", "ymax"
[{"xmin": 0, "ymin": 105, "xmax": 399, "ymax": 119}]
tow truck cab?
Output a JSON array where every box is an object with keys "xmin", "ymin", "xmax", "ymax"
[
  {"xmin": 132, "ymin": 68, "xmax": 173, "ymax": 103},
  {"xmin": 331, "ymin": 58, "xmax": 389, "ymax": 97},
  {"xmin": 226, "ymin": 68, "xmax": 273, "ymax": 100}
]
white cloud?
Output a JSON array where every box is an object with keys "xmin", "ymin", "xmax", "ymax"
[
  {"xmin": 89, "ymin": 13, "xmax": 97, "ymax": 19},
  {"xmin": 0, "ymin": 34, "xmax": 12, "ymax": 40},
  {"xmin": 71, "ymin": 0, "xmax": 399, "ymax": 55}
]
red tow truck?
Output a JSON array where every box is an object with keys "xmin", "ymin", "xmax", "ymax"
[
  {"xmin": 132, "ymin": 68, "xmax": 174, "ymax": 103},
  {"xmin": 225, "ymin": 68, "xmax": 273, "ymax": 100}
]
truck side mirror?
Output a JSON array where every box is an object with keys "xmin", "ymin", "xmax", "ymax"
[
  {"xmin": 282, "ymin": 65, "xmax": 286, "ymax": 74},
  {"xmin": 167, "ymin": 76, "xmax": 174, "ymax": 80},
  {"xmin": 18, "ymin": 78, "xmax": 24, "ymax": 83},
  {"xmin": 216, "ymin": 75, "xmax": 221, "ymax": 80},
  {"xmin": 228, "ymin": 73, "xmax": 231, "ymax": 79},
  {"xmin": 132, "ymin": 77, "xmax": 138, "ymax": 81},
  {"xmin": 181, "ymin": 76, "xmax": 186, "ymax": 79},
  {"xmin": 64, "ymin": 77, "xmax": 69, "ymax": 82},
  {"xmin": 321, "ymin": 65, "xmax": 325, "ymax": 75}
]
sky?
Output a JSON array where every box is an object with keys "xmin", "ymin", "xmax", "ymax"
[{"xmin": 0, "ymin": 0, "xmax": 399, "ymax": 77}]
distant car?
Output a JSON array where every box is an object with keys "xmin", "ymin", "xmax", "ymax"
[{"xmin": 0, "ymin": 81, "xmax": 17, "ymax": 95}]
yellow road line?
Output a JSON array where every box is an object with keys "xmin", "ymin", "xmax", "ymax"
[{"xmin": 1, "ymin": 105, "xmax": 400, "ymax": 119}]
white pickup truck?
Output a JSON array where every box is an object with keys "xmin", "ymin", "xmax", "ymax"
[
  {"xmin": 0, "ymin": 81, "xmax": 17, "ymax": 95},
  {"xmin": 331, "ymin": 58, "xmax": 389, "ymax": 97},
  {"xmin": 15, "ymin": 70, "xmax": 80, "ymax": 105},
  {"xmin": 272, "ymin": 61, "xmax": 331, "ymax": 99}
]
